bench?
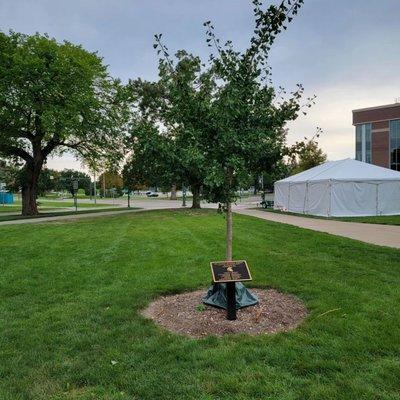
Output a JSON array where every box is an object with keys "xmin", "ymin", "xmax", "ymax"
[{"xmin": 260, "ymin": 200, "xmax": 274, "ymax": 209}]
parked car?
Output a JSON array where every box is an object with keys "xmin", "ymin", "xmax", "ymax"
[{"xmin": 146, "ymin": 192, "xmax": 159, "ymax": 197}]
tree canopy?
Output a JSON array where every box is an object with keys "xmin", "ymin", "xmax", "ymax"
[
  {"xmin": 127, "ymin": 0, "xmax": 311, "ymax": 259},
  {"xmin": 0, "ymin": 31, "xmax": 130, "ymax": 214},
  {"xmin": 289, "ymin": 131, "xmax": 327, "ymax": 174},
  {"xmin": 125, "ymin": 50, "xmax": 215, "ymax": 208}
]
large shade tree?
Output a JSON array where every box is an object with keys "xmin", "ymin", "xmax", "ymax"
[
  {"xmin": 0, "ymin": 32, "xmax": 130, "ymax": 215},
  {"xmin": 289, "ymin": 131, "xmax": 327, "ymax": 174},
  {"xmin": 125, "ymin": 50, "xmax": 216, "ymax": 208},
  {"xmin": 55, "ymin": 169, "xmax": 92, "ymax": 196},
  {"xmin": 123, "ymin": 120, "xmax": 177, "ymax": 196}
]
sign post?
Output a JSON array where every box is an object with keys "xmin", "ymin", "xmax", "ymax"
[
  {"xmin": 210, "ymin": 260, "xmax": 252, "ymax": 321},
  {"xmin": 226, "ymin": 282, "xmax": 236, "ymax": 320}
]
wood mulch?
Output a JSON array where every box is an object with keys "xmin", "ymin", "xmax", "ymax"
[{"xmin": 141, "ymin": 288, "xmax": 307, "ymax": 338}]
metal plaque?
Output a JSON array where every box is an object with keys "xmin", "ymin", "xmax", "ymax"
[{"xmin": 210, "ymin": 260, "xmax": 252, "ymax": 283}]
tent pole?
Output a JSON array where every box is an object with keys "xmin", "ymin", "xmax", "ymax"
[
  {"xmin": 303, "ymin": 181, "xmax": 308, "ymax": 214},
  {"xmin": 328, "ymin": 179, "xmax": 332, "ymax": 217}
]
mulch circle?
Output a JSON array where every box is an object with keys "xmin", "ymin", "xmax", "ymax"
[{"xmin": 141, "ymin": 288, "xmax": 307, "ymax": 338}]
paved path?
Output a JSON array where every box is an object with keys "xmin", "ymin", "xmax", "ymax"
[
  {"xmin": 0, "ymin": 208, "xmax": 146, "ymax": 226},
  {"xmin": 236, "ymin": 209, "xmax": 400, "ymax": 249},
  {"xmin": 0, "ymin": 198, "xmax": 221, "ymax": 226}
]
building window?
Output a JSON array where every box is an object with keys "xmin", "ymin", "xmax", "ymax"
[
  {"xmin": 356, "ymin": 125, "xmax": 362, "ymax": 161},
  {"xmin": 390, "ymin": 119, "xmax": 400, "ymax": 171},
  {"xmin": 355, "ymin": 123, "xmax": 372, "ymax": 163}
]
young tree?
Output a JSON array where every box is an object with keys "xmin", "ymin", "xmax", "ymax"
[
  {"xmin": 148, "ymin": 0, "xmax": 312, "ymax": 260},
  {"xmin": 0, "ymin": 32, "xmax": 130, "ymax": 215},
  {"xmin": 201, "ymin": 0, "xmax": 310, "ymax": 260}
]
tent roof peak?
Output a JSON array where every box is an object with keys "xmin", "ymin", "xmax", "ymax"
[{"xmin": 277, "ymin": 159, "xmax": 400, "ymax": 183}]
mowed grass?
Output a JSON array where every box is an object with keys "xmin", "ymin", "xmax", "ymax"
[
  {"xmin": 0, "ymin": 200, "xmax": 115, "ymax": 213},
  {"xmin": 338, "ymin": 215, "xmax": 400, "ymax": 225},
  {"xmin": 36, "ymin": 201, "xmax": 115, "ymax": 209},
  {"xmin": 0, "ymin": 210, "xmax": 400, "ymax": 400}
]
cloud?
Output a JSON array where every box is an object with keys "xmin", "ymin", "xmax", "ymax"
[
  {"xmin": 287, "ymin": 84, "xmax": 400, "ymax": 160},
  {"xmin": 2, "ymin": 0, "xmax": 400, "ymax": 171}
]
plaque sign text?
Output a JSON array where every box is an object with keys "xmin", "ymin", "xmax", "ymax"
[{"xmin": 210, "ymin": 260, "xmax": 252, "ymax": 283}]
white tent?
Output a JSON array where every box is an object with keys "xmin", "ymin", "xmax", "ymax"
[{"xmin": 274, "ymin": 159, "xmax": 400, "ymax": 217}]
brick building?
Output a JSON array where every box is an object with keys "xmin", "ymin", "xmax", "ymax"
[{"xmin": 352, "ymin": 103, "xmax": 400, "ymax": 171}]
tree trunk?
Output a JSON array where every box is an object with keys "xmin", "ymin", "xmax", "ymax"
[
  {"xmin": 253, "ymin": 176, "xmax": 258, "ymax": 195},
  {"xmin": 170, "ymin": 184, "xmax": 177, "ymax": 200},
  {"xmin": 226, "ymin": 202, "xmax": 233, "ymax": 260},
  {"xmin": 191, "ymin": 184, "xmax": 201, "ymax": 209},
  {"xmin": 21, "ymin": 159, "xmax": 43, "ymax": 216}
]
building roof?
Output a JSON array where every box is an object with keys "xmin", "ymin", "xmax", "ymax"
[
  {"xmin": 352, "ymin": 103, "xmax": 400, "ymax": 124},
  {"xmin": 277, "ymin": 158, "xmax": 400, "ymax": 183},
  {"xmin": 352, "ymin": 102, "xmax": 400, "ymax": 113}
]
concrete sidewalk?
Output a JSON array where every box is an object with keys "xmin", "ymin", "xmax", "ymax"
[
  {"xmin": 236, "ymin": 209, "xmax": 400, "ymax": 249},
  {"xmin": 0, "ymin": 199, "xmax": 217, "ymax": 226}
]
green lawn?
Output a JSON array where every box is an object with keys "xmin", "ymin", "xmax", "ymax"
[
  {"xmin": 338, "ymin": 215, "xmax": 400, "ymax": 225},
  {"xmin": 36, "ymin": 200, "xmax": 115, "ymax": 208},
  {"xmin": 0, "ymin": 210, "xmax": 399, "ymax": 399},
  {"xmin": 0, "ymin": 204, "xmax": 23, "ymax": 212},
  {"xmin": 0, "ymin": 200, "xmax": 116, "ymax": 214},
  {"xmin": 262, "ymin": 208, "xmax": 400, "ymax": 226}
]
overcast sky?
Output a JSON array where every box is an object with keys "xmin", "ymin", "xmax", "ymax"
[{"xmin": 1, "ymin": 0, "xmax": 400, "ymax": 171}]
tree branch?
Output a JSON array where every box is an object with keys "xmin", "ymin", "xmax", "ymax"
[{"xmin": 0, "ymin": 143, "xmax": 33, "ymax": 163}]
